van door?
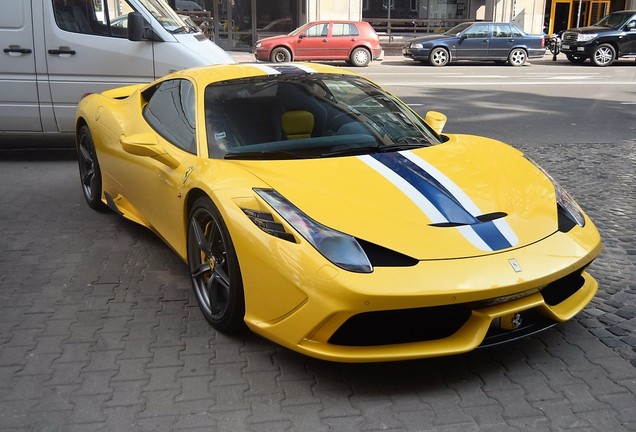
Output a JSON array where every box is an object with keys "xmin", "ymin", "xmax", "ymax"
[
  {"xmin": 0, "ymin": 0, "xmax": 42, "ymax": 132},
  {"xmin": 43, "ymin": 0, "xmax": 155, "ymax": 133}
]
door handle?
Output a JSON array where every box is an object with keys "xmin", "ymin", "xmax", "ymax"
[
  {"xmin": 48, "ymin": 48, "xmax": 77, "ymax": 55},
  {"xmin": 322, "ymin": 39, "xmax": 328, "ymax": 43},
  {"xmin": 4, "ymin": 46, "xmax": 33, "ymax": 54}
]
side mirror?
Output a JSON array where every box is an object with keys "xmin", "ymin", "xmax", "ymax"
[
  {"xmin": 127, "ymin": 12, "xmax": 145, "ymax": 41},
  {"xmin": 425, "ymin": 111, "xmax": 447, "ymax": 135},
  {"xmin": 627, "ymin": 21, "xmax": 636, "ymax": 30},
  {"xmin": 298, "ymin": 33, "xmax": 306, "ymax": 39},
  {"xmin": 120, "ymin": 133, "xmax": 180, "ymax": 168}
]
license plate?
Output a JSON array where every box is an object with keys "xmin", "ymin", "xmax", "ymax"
[{"xmin": 561, "ymin": 44, "xmax": 570, "ymax": 50}]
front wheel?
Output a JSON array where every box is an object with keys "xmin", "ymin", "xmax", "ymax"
[
  {"xmin": 428, "ymin": 47, "xmax": 449, "ymax": 67},
  {"xmin": 591, "ymin": 44, "xmax": 615, "ymax": 67},
  {"xmin": 270, "ymin": 47, "xmax": 291, "ymax": 63},
  {"xmin": 187, "ymin": 197, "xmax": 245, "ymax": 332},
  {"xmin": 508, "ymin": 48, "xmax": 527, "ymax": 66},
  {"xmin": 349, "ymin": 47, "xmax": 371, "ymax": 67},
  {"xmin": 77, "ymin": 125, "xmax": 105, "ymax": 210}
]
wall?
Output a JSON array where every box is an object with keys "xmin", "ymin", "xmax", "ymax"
[{"xmin": 307, "ymin": 0, "xmax": 362, "ymax": 21}]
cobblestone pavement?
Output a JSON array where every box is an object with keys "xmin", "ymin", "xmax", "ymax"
[{"xmin": 1, "ymin": 140, "xmax": 635, "ymax": 428}]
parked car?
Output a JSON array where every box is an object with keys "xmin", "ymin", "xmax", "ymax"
[
  {"xmin": 253, "ymin": 20, "xmax": 383, "ymax": 67},
  {"xmin": 560, "ymin": 10, "xmax": 636, "ymax": 66},
  {"xmin": 403, "ymin": 22, "xmax": 546, "ymax": 66},
  {"xmin": 75, "ymin": 62, "xmax": 601, "ymax": 362}
]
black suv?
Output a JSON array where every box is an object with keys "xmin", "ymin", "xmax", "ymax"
[{"xmin": 560, "ymin": 10, "xmax": 636, "ymax": 66}]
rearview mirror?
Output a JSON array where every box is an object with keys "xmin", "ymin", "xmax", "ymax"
[
  {"xmin": 425, "ymin": 111, "xmax": 447, "ymax": 134},
  {"xmin": 120, "ymin": 133, "xmax": 180, "ymax": 168}
]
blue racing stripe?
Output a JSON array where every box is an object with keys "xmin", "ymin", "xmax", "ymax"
[
  {"xmin": 471, "ymin": 221, "xmax": 513, "ymax": 250},
  {"xmin": 372, "ymin": 153, "xmax": 476, "ymax": 225},
  {"xmin": 371, "ymin": 152, "xmax": 513, "ymax": 251}
]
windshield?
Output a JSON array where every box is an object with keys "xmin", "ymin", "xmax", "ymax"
[
  {"xmin": 289, "ymin": 22, "xmax": 313, "ymax": 36},
  {"xmin": 137, "ymin": 0, "xmax": 199, "ymax": 33},
  {"xmin": 593, "ymin": 12, "xmax": 634, "ymax": 29},
  {"xmin": 204, "ymin": 73, "xmax": 442, "ymax": 160},
  {"xmin": 444, "ymin": 22, "xmax": 473, "ymax": 36}
]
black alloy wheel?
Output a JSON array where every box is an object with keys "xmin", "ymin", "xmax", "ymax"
[
  {"xmin": 187, "ymin": 197, "xmax": 245, "ymax": 332},
  {"xmin": 77, "ymin": 125, "xmax": 105, "ymax": 210}
]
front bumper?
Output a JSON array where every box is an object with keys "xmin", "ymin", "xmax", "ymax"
[
  {"xmin": 560, "ymin": 42, "xmax": 594, "ymax": 57},
  {"xmin": 403, "ymin": 47, "xmax": 431, "ymax": 61},
  {"xmin": 242, "ymin": 224, "xmax": 602, "ymax": 362}
]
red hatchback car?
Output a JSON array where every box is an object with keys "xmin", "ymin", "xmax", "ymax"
[{"xmin": 253, "ymin": 20, "xmax": 383, "ymax": 67}]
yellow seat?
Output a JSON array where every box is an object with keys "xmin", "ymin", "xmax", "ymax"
[{"xmin": 281, "ymin": 111, "xmax": 314, "ymax": 139}]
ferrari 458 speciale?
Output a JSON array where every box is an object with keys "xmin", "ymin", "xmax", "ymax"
[{"xmin": 75, "ymin": 62, "xmax": 602, "ymax": 362}]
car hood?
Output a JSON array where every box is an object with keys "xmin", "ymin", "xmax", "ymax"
[
  {"xmin": 231, "ymin": 135, "xmax": 562, "ymax": 260},
  {"xmin": 565, "ymin": 25, "xmax": 610, "ymax": 34},
  {"xmin": 256, "ymin": 34, "xmax": 292, "ymax": 45},
  {"xmin": 407, "ymin": 34, "xmax": 452, "ymax": 44}
]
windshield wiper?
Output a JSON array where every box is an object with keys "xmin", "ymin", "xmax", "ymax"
[
  {"xmin": 394, "ymin": 136, "xmax": 431, "ymax": 145},
  {"xmin": 224, "ymin": 150, "xmax": 307, "ymax": 160},
  {"xmin": 321, "ymin": 142, "xmax": 429, "ymax": 158},
  {"xmin": 171, "ymin": 26, "xmax": 190, "ymax": 34}
]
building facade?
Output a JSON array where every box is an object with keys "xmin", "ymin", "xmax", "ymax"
[{"xmin": 204, "ymin": 0, "xmax": 636, "ymax": 51}]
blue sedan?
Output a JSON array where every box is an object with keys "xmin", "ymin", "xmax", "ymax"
[{"xmin": 403, "ymin": 22, "xmax": 546, "ymax": 66}]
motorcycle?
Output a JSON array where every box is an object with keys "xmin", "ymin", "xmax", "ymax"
[{"xmin": 545, "ymin": 32, "xmax": 562, "ymax": 60}]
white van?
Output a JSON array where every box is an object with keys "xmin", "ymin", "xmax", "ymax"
[{"xmin": 0, "ymin": 0, "xmax": 233, "ymax": 147}]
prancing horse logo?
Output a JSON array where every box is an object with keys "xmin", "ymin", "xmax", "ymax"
[{"xmin": 508, "ymin": 258, "xmax": 522, "ymax": 273}]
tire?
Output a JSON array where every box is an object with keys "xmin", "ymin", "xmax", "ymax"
[
  {"xmin": 566, "ymin": 53, "xmax": 587, "ymax": 64},
  {"xmin": 349, "ymin": 47, "xmax": 371, "ymax": 67},
  {"xmin": 428, "ymin": 47, "xmax": 449, "ymax": 67},
  {"xmin": 270, "ymin": 47, "xmax": 291, "ymax": 63},
  {"xmin": 591, "ymin": 44, "xmax": 615, "ymax": 67},
  {"xmin": 77, "ymin": 125, "xmax": 105, "ymax": 210},
  {"xmin": 187, "ymin": 196, "xmax": 245, "ymax": 332},
  {"xmin": 508, "ymin": 48, "xmax": 527, "ymax": 66}
]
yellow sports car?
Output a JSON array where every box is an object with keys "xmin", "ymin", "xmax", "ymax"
[{"xmin": 75, "ymin": 63, "xmax": 602, "ymax": 362}]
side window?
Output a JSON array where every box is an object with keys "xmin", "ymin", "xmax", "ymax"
[
  {"xmin": 305, "ymin": 23, "xmax": 329, "ymax": 37},
  {"xmin": 143, "ymin": 79, "xmax": 197, "ymax": 155},
  {"xmin": 463, "ymin": 24, "xmax": 489, "ymax": 38},
  {"xmin": 52, "ymin": 0, "xmax": 134, "ymax": 38},
  {"xmin": 511, "ymin": 24, "xmax": 524, "ymax": 37},
  {"xmin": 332, "ymin": 23, "xmax": 359, "ymax": 37},
  {"xmin": 492, "ymin": 24, "xmax": 512, "ymax": 38}
]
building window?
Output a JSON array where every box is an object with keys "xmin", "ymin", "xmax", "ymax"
[{"xmin": 410, "ymin": 0, "xmax": 418, "ymax": 12}]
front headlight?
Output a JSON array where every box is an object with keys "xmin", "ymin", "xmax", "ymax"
[
  {"xmin": 255, "ymin": 189, "xmax": 373, "ymax": 273},
  {"xmin": 255, "ymin": 42, "xmax": 262, "ymax": 48},
  {"xmin": 411, "ymin": 42, "xmax": 423, "ymax": 49},
  {"xmin": 577, "ymin": 33, "xmax": 598, "ymax": 42},
  {"xmin": 527, "ymin": 158, "xmax": 585, "ymax": 227}
]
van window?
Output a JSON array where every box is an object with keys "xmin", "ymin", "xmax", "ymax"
[
  {"xmin": 52, "ymin": 0, "xmax": 134, "ymax": 37},
  {"xmin": 143, "ymin": 79, "xmax": 197, "ymax": 154}
]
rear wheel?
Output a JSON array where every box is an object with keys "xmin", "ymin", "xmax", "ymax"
[
  {"xmin": 270, "ymin": 47, "xmax": 291, "ymax": 63},
  {"xmin": 428, "ymin": 47, "xmax": 449, "ymax": 67},
  {"xmin": 508, "ymin": 48, "xmax": 527, "ymax": 66},
  {"xmin": 591, "ymin": 44, "xmax": 615, "ymax": 67},
  {"xmin": 77, "ymin": 125, "xmax": 105, "ymax": 210},
  {"xmin": 187, "ymin": 197, "xmax": 245, "ymax": 332},
  {"xmin": 349, "ymin": 47, "xmax": 371, "ymax": 67}
]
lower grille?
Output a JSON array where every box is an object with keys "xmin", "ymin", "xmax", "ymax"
[{"xmin": 328, "ymin": 305, "xmax": 471, "ymax": 346}]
